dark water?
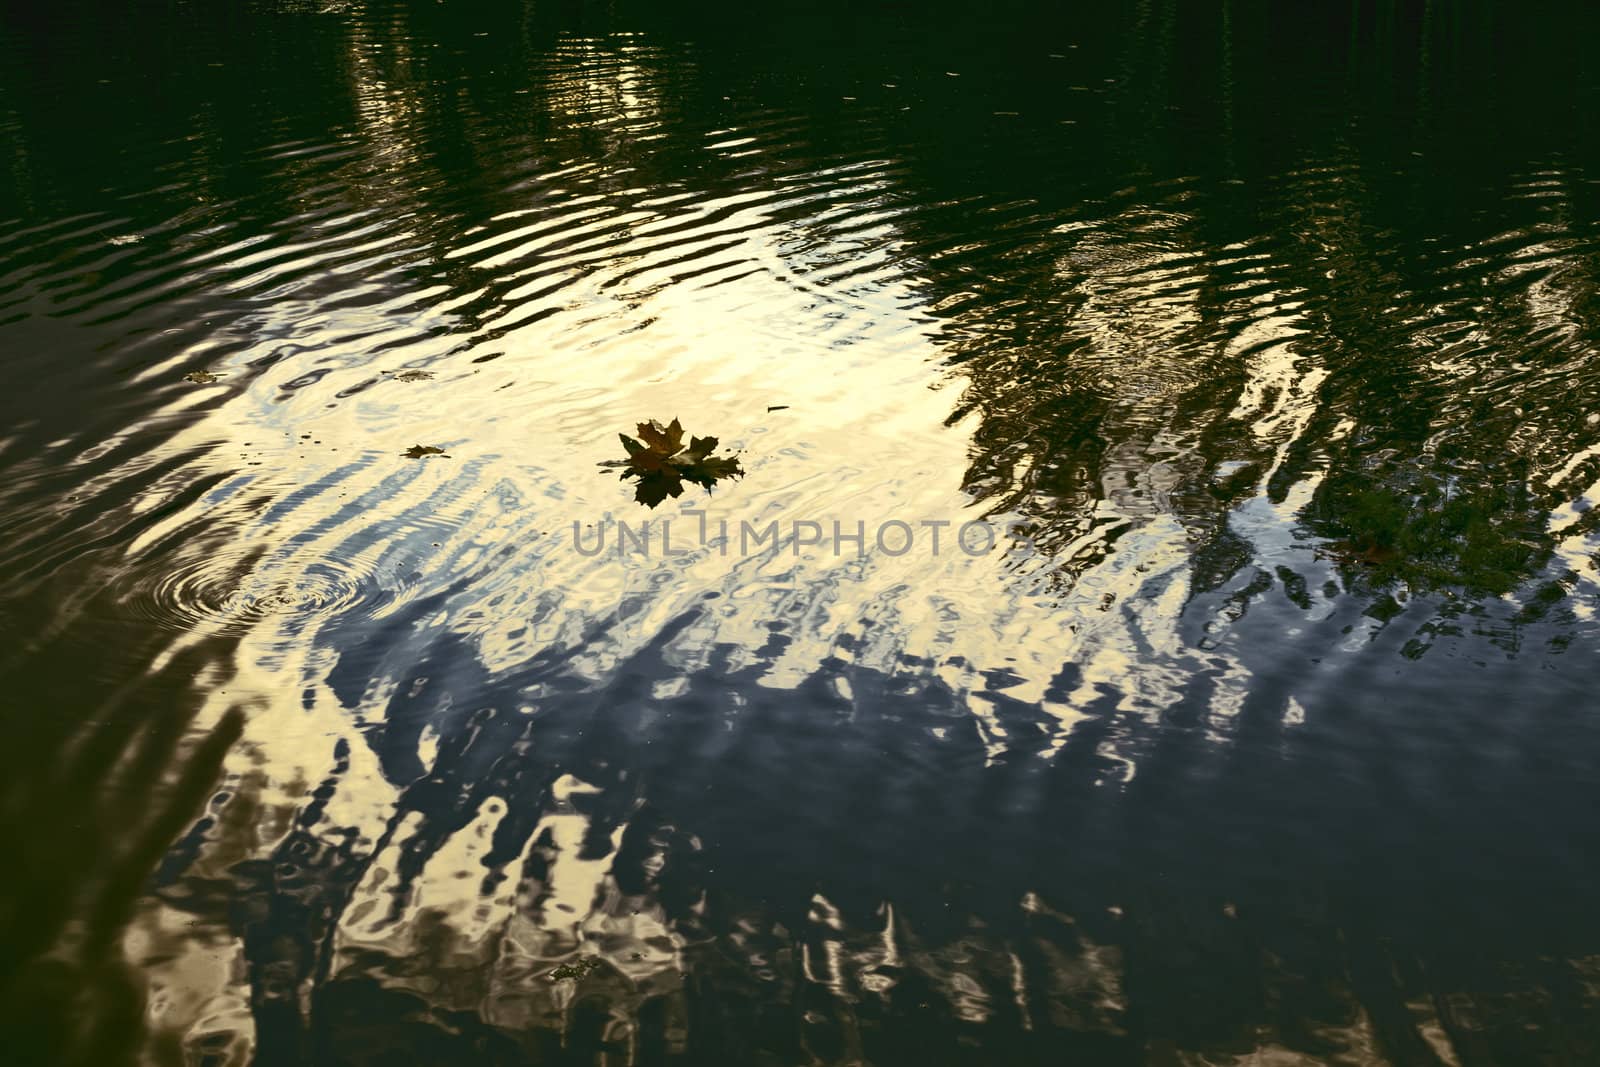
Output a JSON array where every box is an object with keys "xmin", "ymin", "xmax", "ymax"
[{"xmin": 4, "ymin": 0, "xmax": 1600, "ymax": 1063}]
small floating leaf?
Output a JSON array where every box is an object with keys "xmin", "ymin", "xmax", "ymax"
[
  {"xmin": 403, "ymin": 444, "xmax": 446, "ymax": 458},
  {"xmin": 392, "ymin": 370, "xmax": 434, "ymax": 382},
  {"xmin": 606, "ymin": 417, "xmax": 744, "ymax": 508},
  {"xmin": 635, "ymin": 417, "xmax": 685, "ymax": 457},
  {"xmin": 184, "ymin": 370, "xmax": 219, "ymax": 384},
  {"xmin": 680, "ymin": 453, "xmax": 742, "ymax": 490}
]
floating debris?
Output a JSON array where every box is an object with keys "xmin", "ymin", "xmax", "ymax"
[
  {"xmin": 547, "ymin": 957, "xmax": 602, "ymax": 982},
  {"xmin": 600, "ymin": 417, "xmax": 744, "ymax": 508},
  {"xmin": 184, "ymin": 370, "xmax": 219, "ymax": 384},
  {"xmin": 402, "ymin": 444, "xmax": 446, "ymax": 458},
  {"xmin": 766, "ymin": 404, "xmax": 789, "ymax": 412},
  {"xmin": 391, "ymin": 370, "xmax": 434, "ymax": 382}
]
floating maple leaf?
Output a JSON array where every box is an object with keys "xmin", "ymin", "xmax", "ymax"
[
  {"xmin": 403, "ymin": 444, "xmax": 446, "ymax": 458},
  {"xmin": 601, "ymin": 417, "xmax": 744, "ymax": 507}
]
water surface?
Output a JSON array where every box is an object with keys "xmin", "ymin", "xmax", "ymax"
[{"xmin": 4, "ymin": 1, "xmax": 1600, "ymax": 1063}]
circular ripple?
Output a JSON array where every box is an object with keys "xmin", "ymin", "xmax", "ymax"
[{"xmin": 125, "ymin": 553, "xmax": 406, "ymax": 635}]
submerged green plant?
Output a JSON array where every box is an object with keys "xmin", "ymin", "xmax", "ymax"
[
  {"xmin": 1311, "ymin": 469, "xmax": 1551, "ymax": 595},
  {"xmin": 547, "ymin": 957, "xmax": 603, "ymax": 982},
  {"xmin": 602, "ymin": 417, "xmax": 744, "ymax": 508}
]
